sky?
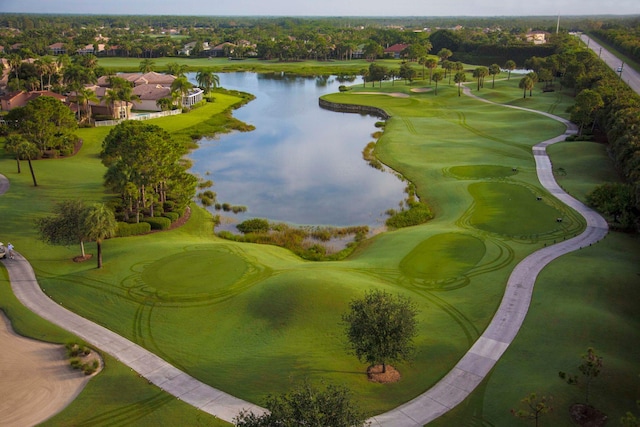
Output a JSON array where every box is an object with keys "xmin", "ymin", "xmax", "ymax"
[{"xmin": 1, "ymin": 0, "xmax": 638, "ymax": 17}]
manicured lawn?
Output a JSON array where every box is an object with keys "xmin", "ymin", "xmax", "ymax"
[{"xmin": 1, "ymin": 65, "xmax": 637, "ymax": 425}]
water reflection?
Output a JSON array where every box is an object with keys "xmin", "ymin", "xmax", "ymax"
[{"xmin": 187, "ymin": 72, "xmax": 406, "ymax": 229}]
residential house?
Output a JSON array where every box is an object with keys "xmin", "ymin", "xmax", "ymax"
[
  {"xmin": 132, "ymin": 84, "xmax": 172, "ymax": 111},
  {"xmin": 384, "ymin": 43, "xmax": 409, "ymax": 59},
  {"xmin": 179, "ymin": 41, "xmax": 211, "ymax": 56},
  {"xmin": 526, "ymin": 31, "xmax": 550, "ymax": 45},
  {"xmin": 48, "ymin": 42, "xmax": 66, "ymax": 55},
  {"xmin": 210, "ymin": 42, "xmax": 234, "ymax": 57},
  {"xmin": 0, "ymin": 90, "xmax": 68, "ymax": 111}
]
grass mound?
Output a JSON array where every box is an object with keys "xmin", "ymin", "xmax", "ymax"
[
  {"xmin": 141, "ymin": 249, "xmax": 249, "ymax": 297},
  {"xmin": 466, "ymin": 182, "xmax": 566, "ymax": 236},
  {"xmin": 448, "ymin": 165, "xmax": 518, "ymax": 180},
  {"xmin": 400, "ymin": 233, "xmax": 486, "ymax": 282}
]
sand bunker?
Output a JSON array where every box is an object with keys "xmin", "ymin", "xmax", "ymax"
[
  {"xmin": 410, "ymin": 87, "xmax": 432, "ymax": 93},
  {"xmin": 356, "ymin": 91, "xmax": 410, "ymax": 98},
  {"xmin": 0, "ymin": 312, "xmax": 94, "ymax": 427}
]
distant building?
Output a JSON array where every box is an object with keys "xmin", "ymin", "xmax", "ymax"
[
  {"xmin": 384, "ymin": 43, "xmax": 409, "ymax": 59},
  {"xmin": 526, "ymin": 31, "xmax": 551, "ymax": 45},
  {"xmin": 0, "ymin": 90, "xmax": 68, "ymax": 111}
]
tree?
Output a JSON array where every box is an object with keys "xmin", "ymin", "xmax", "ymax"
[
  {"xmin": 234, "ymin": 381, "xmax": 368, "ymax": 427},
  {"xmin": 505, "ymin": 59, "xmax": 517, "ymax": 80},
  {"xmin": 139, "ymin": 58, "xmax": 155, "ymax": 73},
  {"xmin": 559, "ymin": 347, "xmax": 603, "ymax": 404},
  {"xmin": 473, "ymin": 66, "xmax": 489, "ymax": 91},
  {"xmin": 526, "ymin": 71, "xmax": 538, "ymax": 97},
  {"xmin": 432, "ymin": 70, "xmax": 444, "ymax": 95},
  {"xmin": 398, "ymin": 63, "xmax": 416, "ymax": 84},
  {"xmin": 437, "ymin": 48, "xmax": 453, "ymax": 63},
  {"xmin": 586, "ymin": 182, "xmax": 636, "ymax": 228},
  {"xmin": 489, "ymin": 63, "xmax": 501, "ymax": 88},
  {"xmin": 569, "ymin": 89, "xmax": 604, "ymax": 135},
  {"xmin": 195, "ymin": 70, "xmax": 220, "ymax": 95},
  {"xmin": 8, "ymin": 53, "xmax": 22, "ymax": 90},
  {"xmin": 11, "ymin": 138, "xmax": 39, "ymax": 186},
  {"xmin": 424, "ymin": 57, "xmax": 438, "ymax": 83},
  {"xmin": 166, "ymin": 61, "xmax": 189, "ymax": 77},
  {"xmin": 519, "ymin": 76, "xmax": 534, "ymax": 98},
  {"xmin": 342, "ymin": 289, "xmax": 419, "ymax": 374},
  {"xmin": 36, "ymin": 200, "xmax": 90, "ymax": 258},
  {"xmin": 454, "ymin": 71, "xmax": 467, "ymax": 96},
  {"xmin": 84, "ymin": 203, "xmax": 117, "ymax": 269},
  {"xmin": 171, "ymin": 76, "xmax": 193, "ymax": 107},
  {"xmin": 511, "ymin": 393, "xmax": 553, "ymax": 427},
  {"xmin": 4, "ymin": 133, "xmax": 26, "ymax": 173},
  {"xmin": 367, "ymin": 63, "xmax": 388, "ymax": 88},
  {"xmin": 74, "ymin": 86, "xmax": 99, "ymax": 123}
]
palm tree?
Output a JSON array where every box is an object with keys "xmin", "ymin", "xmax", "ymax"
[
  {"xmin": 155, "ymin": 97, "xmax": 173, "ymax": 111},
  {"xmin": 454, "ymin": 71, "xmax": 467, "ymax": 96},
  {"xmin": 432, "ymin": 70, "xmax": 444, "ymax": 95},
  {"xmin": 8, "ymin": 53, "xmax": 22, "ymax": 90},
  {"xmin": 117, "ymin": 85, "xmax": 140, "ymax": 119},
  {"xmin": 103, "ymin": 88, "xmax": 119, "ymax": 119},
  {"xmin": 139, "ymin": 58, "xmax": 155, "ymax": 73},
  {"xmin": 519, "ymin": 76, "xmax": 534, "ymax": 98},
  {"xmin": 170, "ymin": 76, "xmax": 193, "ymax": 108},
  {"xmin": 166, "ymin": 62, "xmax": 189, "ymax": 78},
  {"xmin": 6, "ymin": 135, "xmax": 39, "ymax": 186},
  {"xmin": 425, "ymin": 57, "xmax": 438, "ymax": 83},
  {"xmin": 504, "ymin": 60, "xmax": 516, "ymax": 80},
  {"xmin": 195, "ymin": 70, "xmax": 220, "ymax": 95},
  {"xmin": 84, "ymin": 203, "xmax": 117, "ymax": 269},
  {"xmin": 473, "ymin": 66, "xmax": 489, "ymax": 91},
  {"xmin": 75, "ymin": 87, "xmax": 99, "ymax": 123},
  {"xmin": 489, "ymin": 64, "xmax": 501, "ymax": 88}
]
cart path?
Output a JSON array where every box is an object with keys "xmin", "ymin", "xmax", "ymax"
[
  {"xmin": 367, "ymin": 87, "xmax": 608, "ymax": 426},
  {"xmin": 0, "ymin": 88, "xmax": 608, "ymax": 426}
]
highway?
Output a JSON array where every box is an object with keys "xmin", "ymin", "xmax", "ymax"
[{"xmin": 580, "ymin": 33, "xmax": 640, "ymax": 96}]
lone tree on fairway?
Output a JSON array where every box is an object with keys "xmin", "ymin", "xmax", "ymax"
[
  {"xmin": 84, "ymin": 203, "xmax": 117, "ymax": 269},
  {"xmin": 342, "ymin": 289, "xmax": 419, "ymax": 375},
  {"xmin": 454, "ymin": 71, "xmax": 467, "ymax": 96},
  {"xmin": 511, "ymin": 392, "xmax": 553, "ymax": 427},
  {"xmin": 234, "ymin": 381, "xmax": 368, "ymax": 427},
  {"xmin": 559, "ymin": 347, "xmax": 603, "ymax": 405},
  {"xmin": 36, "ymin": 199, "xmax": 90, "ymax": 259}
]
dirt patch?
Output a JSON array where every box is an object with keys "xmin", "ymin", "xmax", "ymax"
[
  {"xmin": 367, "ymin": 364, "xmax": 401, "ymax": 383},
  {"xmin": 569, "ymin": 403, "xmax": 608, "ymax": 426},
  {"xmin": 0, "ymin": 312, "xmax": 96, "ymax": 426},
  {"xmin": 73, "ymin": 254, "xmax": 93, "ymax": 263}
]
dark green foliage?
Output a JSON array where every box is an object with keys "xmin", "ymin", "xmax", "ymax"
[
  {"xmin": 234, "ymin": 381, "xmax": 368, "ymax": 427},
  {"xmin": 115, "ymin": 221, "xmax": 151, "ymax": 237},
  {"xmin": 342, "ymin": 289, "xmax": 419, "ymax": 373},
  {"xmin": 586, "ymin": 183, "xmax": 637, "ymax": 230},
  {"xmin": 163, "ymin": 212, "xmax": 180, "ymax": 222},
  {"xmin": 237, "ymin": 218, "xmax": 270, "ymax": 234},
  {"xmin": 143, "ymin": 216, "xmax": 172, "ymax": 231},
  {"xmin": 385, "ymin": 202, "xmax": 433, "ymax": 229}
]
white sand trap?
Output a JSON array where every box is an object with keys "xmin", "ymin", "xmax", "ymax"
[
  {"xmin": 0, "ymin": 312, "xmax": 93, "ymax": 427},
  {"xmin": 356, "ymin": 91, "xmax": 410, "ymax": 98},
  {"xmin": 410, "ymin": 87, "xmax": 432, "ymax": 93}
]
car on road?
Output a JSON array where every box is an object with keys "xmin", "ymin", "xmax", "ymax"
[{"xmin": 617, "ymin": 67, "xmax": 623, "ymax": 72}]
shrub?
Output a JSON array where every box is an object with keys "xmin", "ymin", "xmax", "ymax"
[
  {"xmin": 116, "ymin": 221, "xmax": 151, "ymax": 237},
  {"xmin": 375, "ymin": 121, "xmax": 386, "ymax": 128},
  {"xmin": 144, "ymin": 216, "xmax": 172, "ymax": 230},
  {"xmin": 338, "ymin": 85, "xmax": 352, "ymax": 92},
  {"xmin": 386, "ymin": 202, "xmax": 433, "ymax": 229},
  {"xmin": 163, "ymin": 211, "xmax": 180, "ymax": 222},
  {"xmin": 237, "ymin": 218, "xmax": 270, "ymax": 234}
]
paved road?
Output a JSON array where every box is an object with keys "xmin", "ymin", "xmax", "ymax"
[
  {"xmin": 1, "ymin": 88, "xmax": 608, "ymax": 426},
  {"xmin": 580, "ymin": 33, "xmax": 640, "ymax": 96}
]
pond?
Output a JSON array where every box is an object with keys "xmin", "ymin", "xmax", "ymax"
[{"xmin": 186, "ymin": 72, "xmax": 407, "ymax": 231}]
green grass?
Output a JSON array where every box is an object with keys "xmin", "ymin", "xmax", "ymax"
[{"xmin": 0, "ymin": 64, "xmax": 637, "ymax": 425}]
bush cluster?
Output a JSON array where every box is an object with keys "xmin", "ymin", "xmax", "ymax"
[{"xmin": 116, "ymin": 221, "xmax": 152, "ymax": 237}]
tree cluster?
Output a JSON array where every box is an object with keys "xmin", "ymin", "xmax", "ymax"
[{"xmin": 100, "ymin": 121, "xmax": 197, "ymax": 223}]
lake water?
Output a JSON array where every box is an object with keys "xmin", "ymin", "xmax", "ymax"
[{"xmin": 186, "ymin": 72, "xmax": 406, "ymax": 230}]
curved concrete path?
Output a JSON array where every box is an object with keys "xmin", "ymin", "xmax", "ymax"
[{"xmin": 0, "ymin": 87, "xmax": 608, "ymax": 426}]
